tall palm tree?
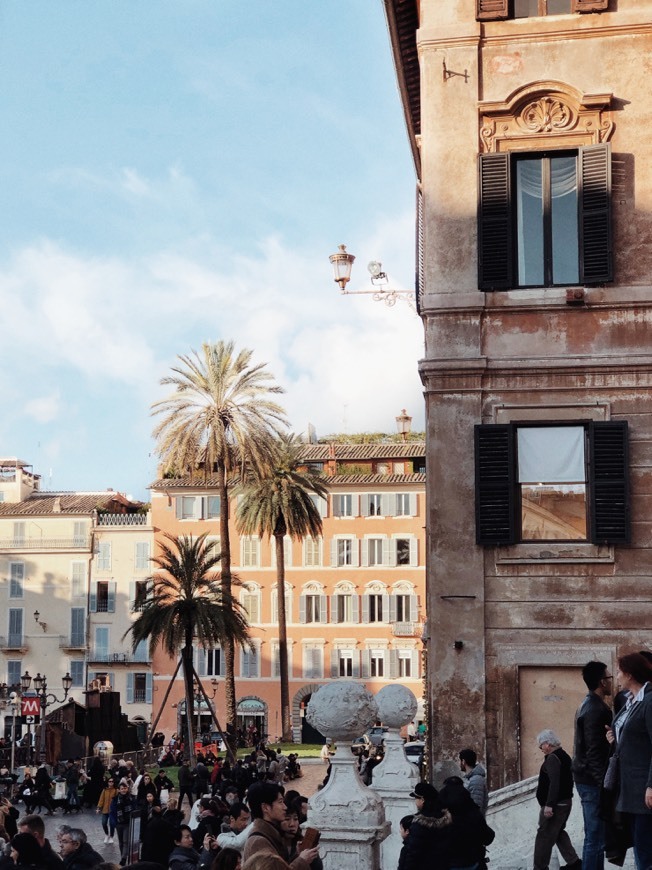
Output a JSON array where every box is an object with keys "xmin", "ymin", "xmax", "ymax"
[
  {"xmin": 125, "ymin": 532, "xmax": 250, "ymax": 763},
  {"xmin": 236, "ymin": 433, "xmax": 328, "ymax": 741},
  {"xmin": 151, "ymin": 341, "xmax": 287, "ymax": 747}
]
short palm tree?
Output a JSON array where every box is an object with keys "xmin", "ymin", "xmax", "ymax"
[
  {"xmin": 151, "ymin": 340, "xmax": 287, "ymax": 747},
  {"xmin": 236, "ymin": 433, "xmax": 328, "ymax": 741},
  {"xmin": 125, "ymin": 532, "xmax": 250, "ymax": 763}
]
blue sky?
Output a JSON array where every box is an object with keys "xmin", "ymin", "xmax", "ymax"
[{"xmin": 0, "ymin": 1, "xmax": 422, "ymax": 501}]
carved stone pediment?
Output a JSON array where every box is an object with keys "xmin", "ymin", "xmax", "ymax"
[{"xmin": 479, "ymin": 81, "xmax": 614, "ymax": 153}]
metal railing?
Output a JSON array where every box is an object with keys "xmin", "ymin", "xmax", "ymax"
[
  {"xmin": 97, "ymin": 513, "xmax": 150, "ymax": 527},
  {"xmin": 88, "ymin": 651, "xmax": 151, "ymax": 664},
  {"xmin": 0, "ymin": 635, "xmax": 27, "ymax": 650},
  {"xmin": 59, "ymin": 635, "xmax": 87, "ymax": 650},
  {"xmin": 392, "ymin": 621, "xmax": 423, "ymax": 637},
  {"xmin": 0, "ymin": 536, "xmax": 92, "ymax": 550}
]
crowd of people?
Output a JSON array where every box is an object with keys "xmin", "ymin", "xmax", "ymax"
[
  {"xmin": 0, "ymin": 744, "xmax": 317, "ymax": 870},
  {"xmin": 0, "ymin": 654, "xmax": 650, "ymax": 870}
]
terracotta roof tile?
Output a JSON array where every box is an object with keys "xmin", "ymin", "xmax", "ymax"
[
  {"xmin": 328, "ymin": 473, "xmax": 425, "ymax": 485},
  {"xmin": 0, "ymin": 492, "xmax": 135, "ymax": 516}
]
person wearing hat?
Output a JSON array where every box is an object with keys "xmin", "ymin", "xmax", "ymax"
[{"xmin": 400, "ymin": 782, "xmax": 452, "ymax": 870}]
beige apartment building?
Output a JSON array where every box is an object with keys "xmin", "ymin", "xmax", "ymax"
[
  {"xmin": 0, "ymin": 458, "xmax": 153, "ymax": 742},
  {"xmin": 149, "ymin": 441, "xmax": 426, "ymax": 743}
]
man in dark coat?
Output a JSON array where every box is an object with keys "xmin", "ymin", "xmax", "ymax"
[
  {"xmin": 572, "ymin": 659, "xmax": 613, "ymax": 870},
  {"xmin": 59, "ymin": 828, "xmax": 102, "ymax": 870},
  {"xmin": 18, "ymin": 814, "xmax": 62, "ymax": 870},
  {"xmin": 534, "ymin": 730, "xmax": 581, "ymax": 870},
  {"xmin": 178, "ymin": 759, "xmax": 195, "ymax": 810}
]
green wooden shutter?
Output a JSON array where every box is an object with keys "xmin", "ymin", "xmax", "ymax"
[
  {"xmin": 589, "ymin": 421, "xmax": 630, "ymax": 544},
  {"xmin": 478, "ymin": 153, "xmax": 513, "ymax": 290},
  {"xmin": 579, "ymin": 144, "xmax": 612, "ymax": 284},
  {"xmin": 475, "ymin": 424, "xmax": 517, "ymax": 545}
]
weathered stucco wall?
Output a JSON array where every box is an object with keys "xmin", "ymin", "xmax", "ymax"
[{"xmin": 416, "ymin": 0, "xmax": 652, "ymax": 787}]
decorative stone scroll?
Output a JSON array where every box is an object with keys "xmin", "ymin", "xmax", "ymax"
[{"xmin": 479, "ymin": 81, "xmax": 613, "ymax": 153}]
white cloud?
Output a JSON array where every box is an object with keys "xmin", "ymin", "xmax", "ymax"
[
  {"xmin": 0, "ymin": 210, "xmax": 423, "ymax": 486},
  {"xmin": 23, "ymin": 392, "xmax": 61, "ymax": 423}
]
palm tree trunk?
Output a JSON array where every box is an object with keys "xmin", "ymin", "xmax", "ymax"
[
  {"xmin": 275, "ymin": 534, "xmax": 292, "ymax": 742},
  {"xmin": 219, "ymin": 463, "xmax": 237, "ymax": 754},
  {"xmin": 181, "ymin": 635, "xmax": 197, "ymax": 765}
]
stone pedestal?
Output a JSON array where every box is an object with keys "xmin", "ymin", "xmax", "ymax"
[
  {"xmin": 371, "ymin": 685, "xmax": 420, "ymax": 870},
  {"xmin": 306, "ymin": 682, "xmax": 390, "ymax": 870}
]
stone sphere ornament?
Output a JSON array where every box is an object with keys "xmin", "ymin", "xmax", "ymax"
[
  {"xmin": 306, "ymin": 681, "xmax": 378, "ymax": 741},
  {"xmin": 375, "ymin": 684, "xmax": 418, "ymax": 729}
]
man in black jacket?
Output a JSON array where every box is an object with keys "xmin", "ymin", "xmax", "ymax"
[
  {"xmin": 534, "ymin": 730, "xmax": 581, "ymax": 870},
  {"xmin": 18, "ymin": 814, "xmax": 62, "ymax": 870},
  {"xmin": 572, "ymin": 660, "xmax": 613, "ymax": 870},
  {"xmin": 59, "ymin": 828, "xmax": 102, "ymax": 870}
]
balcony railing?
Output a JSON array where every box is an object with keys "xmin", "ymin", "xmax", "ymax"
[
  {"xmin": 0, "ymin": 635, "xmax": 28, "ymax": 651},
  {"xmin": 88, "ymin": 650, "xmax": 151, "ymax": 665},
  {"xmin": 0, "ymin": 536, "xmax": 92, "ymax": 551},
  {"xmin": 97, "ymin": 513, "xmax": 149, "ymax": 527},
  {"xmin": 392, "ymin": 621, "xmax": 423, "ymax": 637},
  {"xmin": 59, "ymin": 635, "xmax": 87, "ymax": 650}
]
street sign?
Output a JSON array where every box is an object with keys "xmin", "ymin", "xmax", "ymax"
[
  {"xmin": 22, "ymin": 696, "xmax": 40, "ymax": 717},
  {"xmin": 24, "ymin": 715, "xmax": 35, "ymax": 724}
]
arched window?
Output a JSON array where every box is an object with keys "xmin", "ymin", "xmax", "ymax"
[{"xmin": 299, "ymin": 582, "xmax": 326, "ymax": 624}]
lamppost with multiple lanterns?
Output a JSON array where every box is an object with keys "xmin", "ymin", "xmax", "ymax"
[
  {"xmin": 329, "ymin": 244, "xmax": 416, "ymax": 311},
  {"xmin": 21, "ymin": 671, "xmax": 73, "ymax": 763}
]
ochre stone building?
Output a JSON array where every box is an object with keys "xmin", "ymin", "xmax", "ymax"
[
  {"xmin": 382, "ymin": 0, "xmax": 652, "ymax": 786},
  {"xmin": 149, "ymin": 441, "xmax": 426, "ymax": 744}
]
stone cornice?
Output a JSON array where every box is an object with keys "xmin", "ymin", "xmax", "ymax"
[
  {"xmin": 479, "ymin": 20, "xmax": 652, "ymax": 47},
  {"xmin": 420, "ymin": 356, "xmax": 652, "ymax": 393}
]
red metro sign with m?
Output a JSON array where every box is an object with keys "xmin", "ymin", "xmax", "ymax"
[{"xmin": 21, "ymin": 696, "xmax": 41, "ymax": 718}]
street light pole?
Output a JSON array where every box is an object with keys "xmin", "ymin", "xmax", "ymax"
[{"xmin": 32, "ymin": 672, "xmax": 73, "ymax": 763}]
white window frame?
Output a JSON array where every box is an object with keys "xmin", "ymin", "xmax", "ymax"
[
  {"xmin": 71, "ymin": 561, "xmax": 86, "ymax": 598},
  {"xmin": 303, "ymin": 537, "xmax": 323, "ymax": 567},
  {"xmin": 69, "ymin": 661, "xmax": 85, "ymax": 687},
  {"xmin": 332, "ymin": 494, "xmax": 359, "ymax": 518},
  {"xmin": 331, "ymin": 583, "xmax": 359, "ymax": 624},
  {"xmin": 395, "ymin": 493, "xmax": 417, "ymax": 517},
  {"xmin": 241, "ymin": 584, "xmax": 261, "ymax": 624},
  {"xmin": 203, "ymin": 647, "xmax": 225, "ymax": 678},
  {"xmin": 302, "ymin": 646, "xmax": 324, "ymax": 679},
  {"xmin": 300, "ymin": 585, "xmax": 327, "ymax": 624},
  {"xmin": 134, "ymin": 542, "xmax": 150, "ymax": 571},
  {"xmin": 96, "ymin": 541, "xmax": 111, "ymax": 571},
  {"xmin": 9, "ymin": 563, "xmax": 24, "ymax": 599},
  {"xmin": 241, "ymin": 536, "xmax": 260, "ymax": 568},
  {"xmin": 7, "ymin": 609, "xmax": 23, "ymax": 647},
  {"xmin": 331, "ymin": 536, "xmax": 358, "ymax": 567},
  {"xmin": 392, "ymin": 535, "xmax": 419, "ymax": 567},
  {"xmin": 241, "ymin": 644, "xmax": 260, "ymax": 678},
  {"xmin": 362, "ymin": 587, "xmax": 389, "ymax": 624}
]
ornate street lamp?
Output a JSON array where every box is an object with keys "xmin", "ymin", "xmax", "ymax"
[
  {"xmin": 329, "ymin": 245, "xmax": 416, "ymax": 311},
  {"xmin": 32, "ymin": 672, "xmax": 73, "ymax": 763},
  {"xmin": 396, "ymin": 409, "xmax": 413, "ymax": 442}
]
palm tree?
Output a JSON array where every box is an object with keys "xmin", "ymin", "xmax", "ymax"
[
  {"xmin": 236, "ymin": 433, "xmax": 328, "ymax": 741},
  {"xmin": 151, "ymin": 341, "xmax": 287, "ymax": 747},
  {"xmin": 125, "ymin": 532, "xmax": 250, "ymax": 763}
]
